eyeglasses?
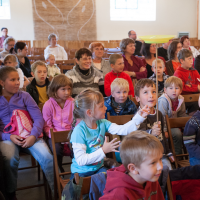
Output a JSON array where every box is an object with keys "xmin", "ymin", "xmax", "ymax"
[{"xmin": 150, "ymin": 45, "xmax": 157, "ymax": 48}]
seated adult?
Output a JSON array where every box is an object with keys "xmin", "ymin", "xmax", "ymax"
[
  {"xmin": 120, "ymin": 38, "xmax": 147, "ymax": 80},
  {"xmin": 141, "ymin": 43, "xmax": 165, "ymax": 78},
  {"xmin": 14, "ymin": 42, "xmax": 32, "ymax": 77},
  {"xmin": 65, "ymin": 48, "xmax": 103, "ymax": 97},
  {"xmin": 128, "ymin": 30, "xmax": 142, "ymax": 56},
  {"xmin": 0, "ymin": 37, "xmax": 15, "ymax": 59},
  {"xmin": 0, "ymin": 27, "xmax": 9, "ymax": 50},
  {"xmin": 44, "ymin": 33, "xmax": 68, "ymax": 60},
  {"xmin": 0, "ymin": 66, "xmax": 54, "ymax": 199},
  {"xmin": 166, "ymin": 41, "xmax": 182, "ymax": 76},
  {"xmin": 89, "ymin": 42, "xmax": 111, "ymax": 79},
  {"xmin": 180, "ymin": 35, "xmax": 200, "ymax": 58},
  {"xmin": 158, "ymin": 39, "xmax": 173, "ymax": 61}
]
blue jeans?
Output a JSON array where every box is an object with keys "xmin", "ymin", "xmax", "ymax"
[
  {"xmin": 171, "ymin": 128, "xmax": 183, "ymax": 155},
  {"xmin": 0, "ymin": 138, "xmax": 54, "ymax": 193},
  {"xmin": 189, "ymin": 157, "xmax": 200, "ymax": 166}
]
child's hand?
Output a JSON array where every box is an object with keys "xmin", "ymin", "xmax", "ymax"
[
  {"xmin": 151, "ymin": 121, "xmax": 161, "ymax": 137},
  {"xmin": 102, "ymin": 137, "xmax": 120, "ymax": 154},
  {"xmin": 138, "ymin": 105, "xmax": 150, "ymax": 118},
  {"xmin": 165, "ymin": 132, "xmax": 169, "ymax": 138},
  {"xmin": 169, "ymin": 156, "xmax": 175, "ymax": 163}
]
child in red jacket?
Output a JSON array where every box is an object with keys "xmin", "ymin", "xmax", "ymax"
[{"xmin": 104, "ymin": 54, "xmax": 134, "ymax": 97}]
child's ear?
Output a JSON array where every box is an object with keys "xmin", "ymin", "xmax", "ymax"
[
  {"xmin": 180, "ymin": 58, "xmax": 183, "ymax": 64},
  {"xmin": 85, "ymin": 109, "xmax": 92, "ymax": 118},
  {"xmin": 110, "ymin": 64, "xmax": 114, "ymax": 69},
  {"xmin": 164, "ymin": 87, "xmax": 166, "ymax": 93},
  {"xmin": 135, "ymin": 96, "xmax": 140, "ymax": 103},
  {"xmin": 31, "ymin": 72, "xmax": 35, "ymax": 77},
  {"xmin": 127, "ymin": 163, "xmax": 139, "ymax": 175}
]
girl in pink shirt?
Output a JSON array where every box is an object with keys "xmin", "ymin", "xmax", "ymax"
[{"xmin": 43, "ymin": 74, "xmax": 74, "ymax": 172}]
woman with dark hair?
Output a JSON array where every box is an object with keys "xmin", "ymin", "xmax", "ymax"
[
  {"xmin": 141, "ymin": 43, "xmax": 165, "ymax": 78},
  {"xmin": 166, "ymin": 41, "xmax": 182, "ymax": 76},
  {"xmin": 14, "ymin": 42, "xmax": 32, "ymax": 77}
]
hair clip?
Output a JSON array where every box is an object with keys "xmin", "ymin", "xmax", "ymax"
[{"xmin": 75, "ymin": 100, "xmax": 79, "ymax": 108}]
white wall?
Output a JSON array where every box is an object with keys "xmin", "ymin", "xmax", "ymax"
[{"xmin": 0, "ymin": 0, "xmax": 198, "ymax": 42}]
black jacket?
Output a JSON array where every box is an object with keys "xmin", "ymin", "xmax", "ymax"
[{"xmin": 134, "ymin": 40, "xmax": 142, "ymax": 56}]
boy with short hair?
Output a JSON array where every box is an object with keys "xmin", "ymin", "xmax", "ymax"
[
  {"xmin": 149, "ymin": 58, "xmax": 169, "ymax": 96},
  {"xmin": 26, "ymin": 60, "xmax": 50, "ymax": 104},
  {"xmin": 135, "ymin": 79, "xmax": 174, "ymax": 169},
  {"xmin": 104, "ymin": 78, "xmax": 137, "ymax": 119},
  {"xmin": 104, "ymin": 53, "xmax": 134, "ymax": 97},
  {"xmin": 158, "ymin": 76, "xmax": 187, "ymax": 155},
  {"xmin": 100, "ymin": 131, "xmax": 165, "ymax": 200}
]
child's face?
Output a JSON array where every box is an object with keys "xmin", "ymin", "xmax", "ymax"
[
  {"xmin": 32, "ymin": 65, "xmax": 47, "ymax": 85},
  {"xmin": 76, "ymin": 54, "xmax": 92, "ymax": 70},
  {"xmin": 4, "ymin": 60, "xmax": 18, "ymax": 68},
  {"xmin": 164, "ymin": 84, "xmax": 182, "ymax": 100},
  {"xmin": 47, "ymin": 56, "xmax": 55, "ymax": 66},
  {"xmin": 56, "ymin": 85, "xmax": 71, "ymax": 101},
  {"xmin": 111, "ymin": 87, "xmax": 129, "ymax": 104},
  {"xmin": 180, "ymin": 56, "xmax": 193, "ymax": 70},
  {"xmin": 152, "ymin": 63, "xmax": 164, "ymax": 76},
  {"xmin": 111, "ymin": 58, "xmax": 124, "ymax": 73},
  {"xmin": 92, "ymin": 100, "xmax": 107, "ymax": 120},
  {"xmin": 135, "ymin": 84, "xmax": 156, "ymax": 109}
]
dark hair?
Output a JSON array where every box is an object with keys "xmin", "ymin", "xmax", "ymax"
[
  {"xmin": 168, "ymin": 41, "xmax": 181, "ymax": 60},
  {"xmin": 75, "ymin": 48, "xmax": 92, "ymax": 61},
  {"xmin": 1, "ymin": 27, "xmax": 8, "ymax": 31},
  {"xmin": 134, "ymin": 79, "xmax": 155, "ymax": 97},
  {"xmin": 177, "ymin": 49, "xmax": 193, "ymax": 62},
  {"xmin": 0, "ymin": 66, "xmax": 18, "ymax": 95},
  {"xmin": 180, "ymin": 36, "xmax": 189, "ymax": 45},
  {"xmin": 141, "ymin": 43, "xmax": 152, "ymax": 59},
  {"xmin": 14, "ymin": 42, "xmax": 26, "ymax": 53},
  {"xmin": 120, "ymin": 38, "xmax": 135, "ymax": 54}
]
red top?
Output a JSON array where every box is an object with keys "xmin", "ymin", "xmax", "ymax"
[
  {"xmin": 104, "ymin": 71, "xmax": 134, "ymax": 97},
  {"xmin": 171, "ymin": 98, "xmax": 179, "ymax": 111}
]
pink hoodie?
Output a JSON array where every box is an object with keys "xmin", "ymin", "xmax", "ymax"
[{"xmin": 43, "ymin": 97, "xmax": 74, "ymax": 138}]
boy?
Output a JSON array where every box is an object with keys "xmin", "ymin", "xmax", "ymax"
[
  {"xmin": 45, "ymin": 53, "xmax": 61, "ymax": 79},
  {"xmin": 135, "ymin": 79, "xmax": 174, "ymax": 169},
  {"xmin": 26, "ymin": 60, "xmax": 50, "ymax": 104},
  {"xmin": 149, "ymin": 58, "xmax": 169, "ymax": 96},
  {"xmin": 158, "ymin": 76, "xmax": 187, "ymax": 155},
  {"xmin": 100, "ymin": 131, "xmax": 164, "ymax": 200},
  {"xmin": 104, "ymin": 54, "xmax": 134, "ymax": 97},
  {"xmin": 104, "ymin": 78, "xmax": 137, "ymax": 119}
]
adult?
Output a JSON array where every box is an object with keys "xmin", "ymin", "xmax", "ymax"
[
  {"xmin": 128, "ymin": 30, "xmax": 142, "ymax": 56},
  {"xmin": 14, "ymin": 42, "xmax": 32, "ymax": 77},
  {"xmin": 141, "ymin": 43, "xmax": 166, "ymax": 78},
  {"xmin": 65, "ymin": 48, "xmax": 103, "ymax": 97},
  {"xmin": 0, "ymin": 37, "xmax": 15, "ymax": 59},
  {"xmin": 157, "ymin": 39, "xmax": 173, "ymax": 61},
  {"xmin": 120, "ymin": 38, "xmax": 147, "ymax": 80},
  {"xmin": 44, "ymin": 33, "xmax": 68, "ymax": 60},
  {"xmin": 0, "ymin": 27, "xmax": 9, "ymax": 50},
  {"xmin": 89, "ymin": 42, "xmax": 111, "ymax": 78},
  {"xmin": 0, "ymin": 67, "xmax": 54, "ymax": 199},
  {"xmin": 166, "ymin": 41, "xmax": 182, "ymax": 76},
  {"xmin": 180, "ymin": 35, "xmax": 200, "ymax": 58}
]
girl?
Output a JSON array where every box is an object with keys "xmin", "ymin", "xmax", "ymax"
[
  {"xmin": 0, "ymin": 67, "xmax": 54, "ymax": 199},
  {"xmin": 43, "ymin": 74, "xmax": 73, "ymax": 172},
  {"xmin": 70, "ymin": 89, "xmax": 150, "ymax": 179}
]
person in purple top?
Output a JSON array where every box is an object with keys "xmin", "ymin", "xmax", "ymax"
[
  {"xmin": 0, "ymin": 27, "xmax": 9, "ymax": 50},
  {"xmin": 0, "ymin": 66, "xmax": 54, "ymax": 199},
  {"xmin": 120, "ymin": 38, "xmax": 147, "ymax": 81}
]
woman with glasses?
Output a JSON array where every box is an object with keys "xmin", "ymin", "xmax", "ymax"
[{"xmin": 0, "ymin": 37, "xmax": 15, "ymax": 60}]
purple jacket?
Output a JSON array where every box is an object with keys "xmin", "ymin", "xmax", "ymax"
[{"xmin": 0, "ymin": 91, "xmax": 44, "ymax": 141}]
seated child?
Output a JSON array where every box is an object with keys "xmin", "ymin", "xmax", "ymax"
[
  {"xmin": 149, "ymin": 58, "xmax": 169, "ymax": 96},
  {"xmin": 104, "ymin": 78, "xmax": 137, "ymax": 118},
  {"xmin": 183, "ymin": 95, "xmax": 200, "ymax": 166},
  {"xmin": 104, "ymin": 53, "xmax": 134, "ymax": 97},
  {"xmin": 43, "ymin": 74, "xmax": 73, "ymax": 172},
  {"xmin": 69, "ymin": 89, "xmax": 150, "ymax": 179},
  {"xmin": 26, "ymin": 61, "xmax": 50, "ymax": 105},
  {"xmin": 174, "ymin": 49, "xmax": 200, "ymax": 114},
  {"xmin": 100, "ymin": 131, "xmax": 164, "ymax": 200},
  {"xmin": 135, "ymin": 79, "xmax": 174, "ymax": 169},
  {"xmin": 45, "ymin": 53, "xmax": 61, "ymax": 79},
  {"xmin": 3, "ymin": 54, "xmax": 29, "ymax": 89},
  {"xmin": 158, "ymin": 76, "xmax": 187, "ymax": 155}
]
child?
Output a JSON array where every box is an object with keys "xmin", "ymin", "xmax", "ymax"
[
  {"xmin": 158, "ymin": 76, "xmax": 187, "ymax": 155},
  {"xmin": 135, "ymin": 79, "xmax": 174, "ymax": 169},
  {"xmin": 104, "ymin": 53, "xmax": 134, "ymax": 97},
  {"xmin": 70, "ymin": 89, "xmax": 150, "ymax": 179},
  {"xmin": 43, "ymin": 74, "xmax": 73, "ymax": 172},
  {"xmin": 100, "ymin": 131, "xmax": 164, "ymax": 200},
  {"xmin": 3, "ymin": 54, "xmax": 29, "ymax": 89},
  {"xmin": 183, "ymin": 95, "xmax": 200, "ymax": 166},
  {"xmin": 104, "ymin": 78, "xmax": 137, "ymax": 118},
  {"xmin": 45, "ymin": 53, "xmax": 61, "ymax": 79},
  {"xmin": 26, "ymin": 61, "xmax": 50, "ymax": 105},
  {"xmin": 149, "ymin": 58, "xmax": 169, "ymax": 96}
]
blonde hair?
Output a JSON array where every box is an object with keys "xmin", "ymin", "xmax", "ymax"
[
  {"xmin": 48, "ymin": 33, "xmax": 58, "ymax": 41},
  {"xmin": 164, "ymin": 76, "xmax": 183, "ymax": 90},
  {"xmin": 120, "ymin": 130, "xmax": 163, "ymax": 171},
  {"xmin": 31, "ymin": 61, "xmax": 47, "ymax": 73},
  {"xmin": 111, "ymin": 78, "xmax": 129, "ymax": 94},
  {"xmin": 45, "ymin": 53, "xmax": 55, "ymax": 61},
  {"xmin": 3, "ymin": 37, "xmax": 15, "ymax": 48},
  {"xmin": 152, "ymin": 58, "xmax": 165, "ymax": 68},
  {"xmin": 109, "ymin": 53, "xmax": 123, "ymax": 65},
  {"xmin": 4, "ymin": 54, "xmax": 18, "ymax": 64}
]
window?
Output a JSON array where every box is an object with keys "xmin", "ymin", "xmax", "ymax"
[
  {"xmin": 110, "ymin": 0, "xmax": 156, "ymax": 21},
  {"xmin": 0, "ymin": 0, "xmax": 11, "ymax": 19}
]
